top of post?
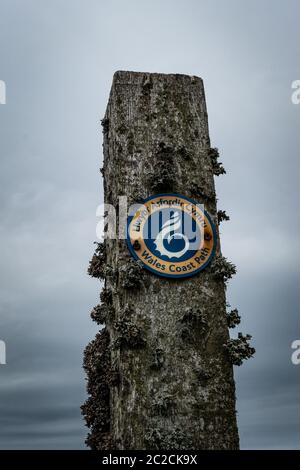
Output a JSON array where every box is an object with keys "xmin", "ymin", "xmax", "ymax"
[{"xmin": 112, "ymin": 70, "xmax": 203, "ymax": 86}]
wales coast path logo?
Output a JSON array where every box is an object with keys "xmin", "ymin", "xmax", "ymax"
[{"xmin": 127, "ymin": 194, "xmax": 217, "ymax": 278}]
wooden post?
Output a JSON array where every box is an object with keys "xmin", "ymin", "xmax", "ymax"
[{"xmin": 82, "ymin": 71, "xmax": 254, "ymax": 450}]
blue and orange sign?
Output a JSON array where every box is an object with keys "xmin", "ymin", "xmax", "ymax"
[{"xmin": 127, "ymin": 194, "xmax": 217, "ymax": 278}]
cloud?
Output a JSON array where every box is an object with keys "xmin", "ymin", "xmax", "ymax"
[{"xmin": 0, "ymin": 0, "xmax": 299, "ymax": 449}]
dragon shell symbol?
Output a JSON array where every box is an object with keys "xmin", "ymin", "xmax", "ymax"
[{"xmin": 154, "ymin": 211, "xmax": 189, "ymax": 259}]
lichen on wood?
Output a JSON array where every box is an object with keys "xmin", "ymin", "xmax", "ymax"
[
  {"xmin": 90, "ymin": 303, "xmax": 114, "ymax": 325},
  {"xmin": 119, "ymin": 258, "xmax": 144, "ymax": 289},
  {"xmin": 224, "ymin": 333, "xmax": 256, "ymax": 366},
  {"xmin": 87, "ymin": 242, "xmax": 106, "ymax": 279},
  {"xmin": 145, "ymin": 427, "xmax": 194, "ymax": 450},
  {"xmin": 211, "ymin": 254, "xmax": 237, "ymax": 282},
  {"xmin": 217, "ymin": 209, "xmax": 230, "ymax": 224},
  {"xmin": 208, "ymin": 147, "xmax": 226, "ymax": 176},
  {"xmin": 226, "ymin": 308, "xmax": 241, "ymax": 329},
  {"xmin": 113, "ymin": 306, "xmax": 146, "ymax": 350},
  {"xmin": 81, "ymin": 328, "xmax": 113, "ymax": 449},
  {"xmin": 178, "ymin": 307, "xmax": 208, "ymax": 341}
]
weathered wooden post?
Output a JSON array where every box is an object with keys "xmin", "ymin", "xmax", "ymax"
[{"xmin": 82, "ymin": 71, "xmax": 254, "ymax": 450}]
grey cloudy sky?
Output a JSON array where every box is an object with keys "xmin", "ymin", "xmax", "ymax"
[{"xmin": 0, "ymin": 0, "xmax": 299, "ymax": 449}]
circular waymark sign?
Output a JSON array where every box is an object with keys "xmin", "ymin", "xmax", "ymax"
[{"xmin": 127, "ymin": 193, "xmax": 217, "ymax": 279}]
